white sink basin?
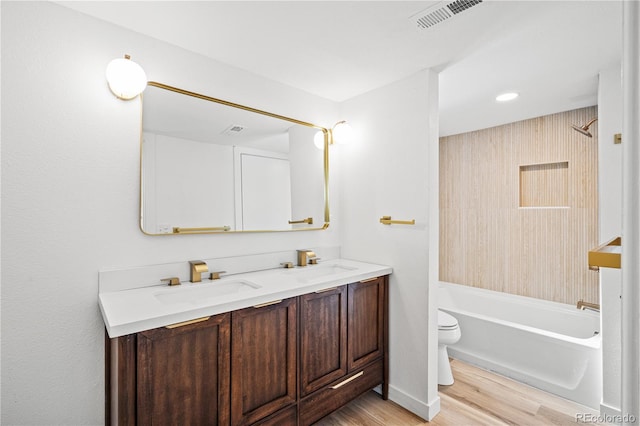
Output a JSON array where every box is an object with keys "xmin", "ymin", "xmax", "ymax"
[
  {"xmin": 291, "ymin": 264, "xmax": 358, "ymax": 282},
  {"xmin": 155, "ymin": 280, "xmax": 261, "ymax": 305}
]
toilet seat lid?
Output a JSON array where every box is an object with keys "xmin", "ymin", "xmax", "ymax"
[{"xmin": 438, "ymin": 310, "xmax": 459, "ymax": 329}]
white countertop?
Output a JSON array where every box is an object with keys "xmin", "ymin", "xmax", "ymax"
[{"xmin": 100, "ymin": 258, "xmax": 392, "ymax": 337}]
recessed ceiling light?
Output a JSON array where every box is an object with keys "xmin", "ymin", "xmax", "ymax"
[{"xmin": 496, "ymin": 92, "xmax": 519, "ymax": 102}]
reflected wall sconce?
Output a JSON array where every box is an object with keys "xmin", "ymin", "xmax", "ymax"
[
  {"xmin": 105, "ymin": 54, "xmax": 147, "ymax": 100},
  {"xmin": 314, "ymin": 120, "xmax": 354, "ymax": 149}
]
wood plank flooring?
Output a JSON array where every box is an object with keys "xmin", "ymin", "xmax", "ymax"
[{"xmin": 314, "ymin": 359, "xmax": 603, "ymax": 425}]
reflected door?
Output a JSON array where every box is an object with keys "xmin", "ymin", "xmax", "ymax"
[{"xmin": 236, "ymin": 148, "xmax": 292, "ymax": 230}]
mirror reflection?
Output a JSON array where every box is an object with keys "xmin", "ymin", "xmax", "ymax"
[{"xmin": 140, "ymin": 82, "xmax": 329, "ymax": 234}]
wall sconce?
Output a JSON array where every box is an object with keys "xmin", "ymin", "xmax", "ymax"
[
  {"xmin": 105, "ymin": 54, "xmax": 147, "ymax": 100},
  {"xmin": 332, "ymin": 120, "xmax": 354, "ymax": 144},
  {"xmin": 314, "ymin": 120, "xmax": 354, "ymax": 149}
]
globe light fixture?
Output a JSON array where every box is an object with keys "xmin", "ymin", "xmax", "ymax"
[{"xmin": 105, "ymin": 54, "xmax": 147, "ymax": 100}]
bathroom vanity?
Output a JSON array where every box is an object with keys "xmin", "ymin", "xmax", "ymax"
[{"xmin": 102, "ymin": 259, "xmax": 390, "ymax": 425}]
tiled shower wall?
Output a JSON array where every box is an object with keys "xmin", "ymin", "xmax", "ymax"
[{"xmin": 440, "ymin": 106, "xmax": 599, "ymax": 305}]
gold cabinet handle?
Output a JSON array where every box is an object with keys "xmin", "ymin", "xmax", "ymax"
[
  {"xmin": 165, "ymin": 316, "xmax": 210, "ymax": 329},
  {"xmin": 253, "ymin": 300, "xmax": 283, "ymax": 308},
  {"xmin": 360, "ymin": 277, "xmax": 379, "ymax": 283},
  {"xmin": 315, "ymin": 287, "xmax": 338, "ymax": 294},
  {"xmin": 288, "ymin": 217, "xmax": 313, "ymax": 225},
  {"xmin": 379, "ymin": 216, "xmax": 415, "ymax": 225},
  {"xmin": 331, "ymin": 371, "xmax": 364, "ymax": 389}
]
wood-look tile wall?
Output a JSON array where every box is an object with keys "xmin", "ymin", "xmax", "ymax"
[{"xmin": 439, "ymin": 106, "xmax": 599, "ymax": 305}]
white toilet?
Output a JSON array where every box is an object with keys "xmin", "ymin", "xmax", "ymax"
[{"xmin": 438, "ymin": 309, "xmax": 461, "ymax": 386}]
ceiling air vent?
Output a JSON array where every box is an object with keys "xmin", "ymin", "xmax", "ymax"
[
  {"xmin": 221, "ymin": 124, "xmax": 246, "ymax": 136},
  {"xmin": 412, "ymin": 0, "xmax": 483, "ymax": 30}
]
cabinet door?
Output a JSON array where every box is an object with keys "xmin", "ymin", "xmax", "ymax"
[
  {"xmin": 137, "ymin": 313, "xmax": 231, "ymax": 426},
  {"xmin": 348, "ymin": 277, "xmax": 386, "ymax": 372},
  {"xmin": 231, "ymin": 298, "xmax": 297, "ymax": 425},
  {"xmin": 299, "ymin": 286, "xmax": 347, "ymax": 396}
]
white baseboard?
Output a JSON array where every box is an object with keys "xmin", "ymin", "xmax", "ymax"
[
  {"xmin": 601, "ymin": 402, "xmax": 621, "ymax": 417},
  {"xmin": 388, "ymin": 385, "xmax": 441, "ymax": 421},
  {"xmin": 600, "ymin": 402, "xmax": 622, "ymax": 424}
]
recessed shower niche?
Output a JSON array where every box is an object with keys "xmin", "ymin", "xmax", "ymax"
[{"xmin": 519, "ymin": 161, "xmax": 569, "ymax": 208}]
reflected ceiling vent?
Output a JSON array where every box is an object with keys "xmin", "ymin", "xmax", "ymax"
[
  {"xmin": 411, "ymin": 0, "xmax": 483, "ymax": 29},
  {"xmin": 221, "ymin": 124, "xmax": 246, "ymax": 135}
]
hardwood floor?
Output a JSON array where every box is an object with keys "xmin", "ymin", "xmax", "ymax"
[{"xmin": 314, "ymin": 359, "xmax": 604, "ymax": 425}]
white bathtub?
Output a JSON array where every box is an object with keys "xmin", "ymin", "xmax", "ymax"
[{"xmin": 439, "ymin": 281, "xmax": 602, "ymax": 409}]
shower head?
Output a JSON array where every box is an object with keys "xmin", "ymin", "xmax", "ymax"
[
  {"xmin": 571, "ymin": 118, "xmax": 598, "ymax": 138},
  {"xmin": 571, "ymin": 124, "xmax": 593, "ymax": 137}
]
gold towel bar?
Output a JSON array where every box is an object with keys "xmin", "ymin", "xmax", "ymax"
[
  {"xmin": 173, "ymin": 226, "xmax": 231, "ymax": 233},
  {"xmin": 379, "ymin": 216, "xmax": 415, "ymax": 225},
  {"xmin": 288, "ymin": 217, "xmax": 313, "ymax": 225}
]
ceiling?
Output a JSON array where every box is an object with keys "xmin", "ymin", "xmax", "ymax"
[
  {"xmin": 58, "ymin": 1, "xmax": 623, "ymax": 136},
  {"xmin": 143, "ymin": 83, "xmax": 295, "ymax": 153}
]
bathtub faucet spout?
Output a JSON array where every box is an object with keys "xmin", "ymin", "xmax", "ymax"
[{"xmin": 577, "ymin": 299, "xmax": 600, "ymax": 312}]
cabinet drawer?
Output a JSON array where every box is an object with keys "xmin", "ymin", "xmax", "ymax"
[
  {"xmin": 252, "ymin": 405, "xmax": 297, "ymax": 426},
  {"xmin": 299, "ymin": 359, "xmax": 383, "ymax": 426}
]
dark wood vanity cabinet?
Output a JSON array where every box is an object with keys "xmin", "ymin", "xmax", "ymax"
[
  {"xmin": 299, "ymin": 276, "xmax": 388, "ymax": 426},
  {"xmin": 106, "ymin": 313, "xmax": 231, "ymax": 426},
  {"xmin": 230, "ymin": 298, "xmax": 297, "ymax": 425},
  {"xmin": 106, "ymin": 275, "xmax": 388, "ymax": 426}
]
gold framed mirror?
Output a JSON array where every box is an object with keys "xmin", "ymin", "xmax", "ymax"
[{"xmin": 140, "ymin": 82, "xmax": 330, "ymax": 234}]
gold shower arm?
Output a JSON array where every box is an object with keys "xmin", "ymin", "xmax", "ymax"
[{"xmin": 583, "ymin": 118, "xmax": 598, "ymax": 128}]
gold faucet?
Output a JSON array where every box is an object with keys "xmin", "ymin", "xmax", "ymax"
[
  {"xmin": 297, "ymin": 249, "xmax": 317, "ymax": 267},
  {"xmin": 209, "ymin": 271, "xmax": 226, "ymax": 280},
  {"xmin": 161, "ymin": 277, "xmax": 180, "ymax": 286},
  {"xmin": 189, "ymin": 260, "xmax": 208, "ymax": 283},
  {"xmin": 577, "ymin": 300, "xmax": 600, "ymax": 312}
]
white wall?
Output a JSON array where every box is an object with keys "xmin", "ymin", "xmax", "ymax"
[
  {"xmin": 340, "ymin": 70, "xmax": 440, "ymax": 420},
  {"xmin": 1, "ymin": 2, "xmax": 340, "ymax": 424},
  {"xmin": 598, "ymin": 64, "xmax": 624, "ymax": 416},
  {"xmin": 621, "ymin": 2, "xmax": 640, "ymax": 420}
]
